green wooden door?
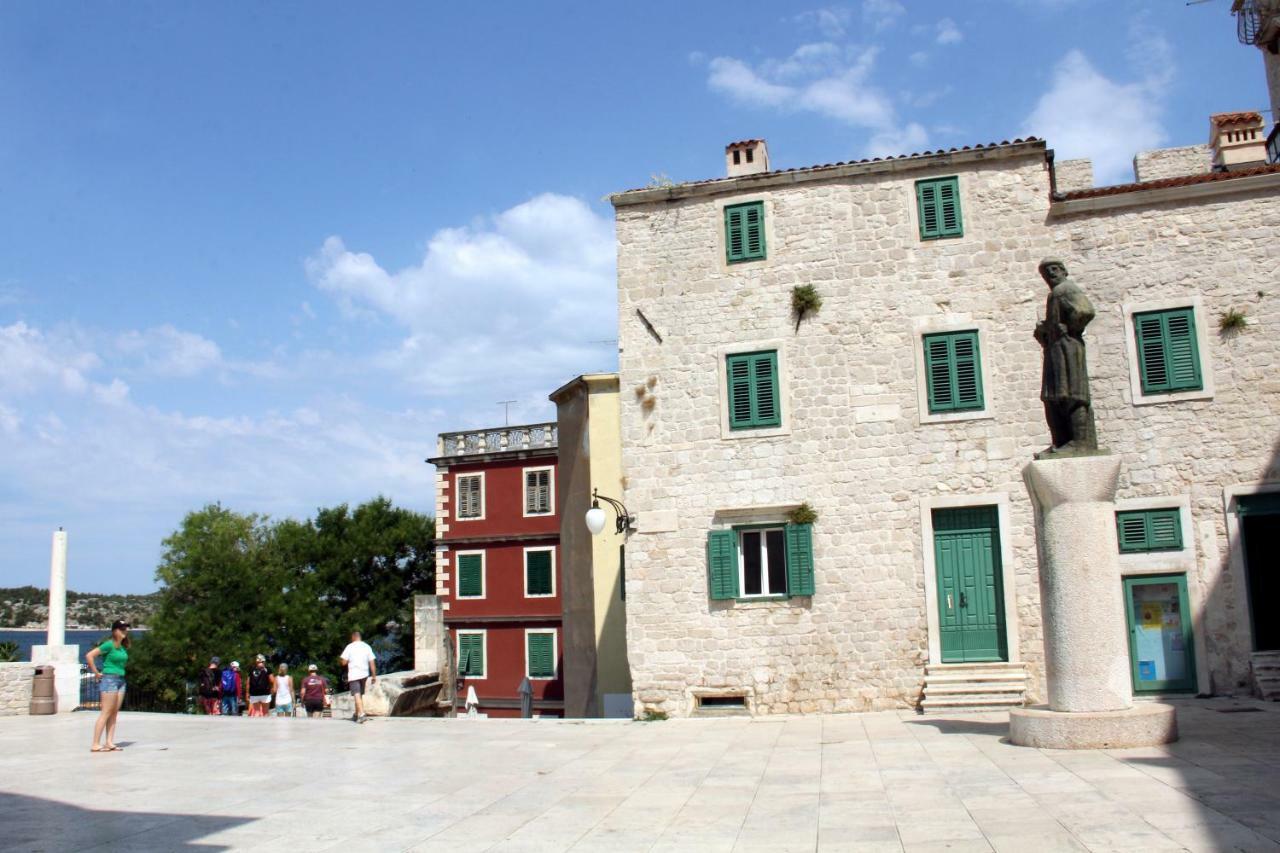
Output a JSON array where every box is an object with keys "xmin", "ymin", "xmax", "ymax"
[
  {"xmin": 1123, "ymin": 574, "xmax": 1196, "ymax": 693},
  {"xmin": 934, "ymin": 506, "xmax": 1007, "ymax": 663}
]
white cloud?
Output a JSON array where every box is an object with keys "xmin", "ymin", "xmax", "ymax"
[
  {"xmin": 115, "ymin": 325, "xmax": 223, "ymax": 377},
  {"xmin": 936, "ymin": 18, "xmax": 963, "ymax": 44},
  {"xmin": 1022, "ymin": 42, "xmax": 1174, "ymax": 185},
  {"xmin": 0, "ymin": 322, "xmax": 102, "ymax": 395},
  {"xmin": 794, "ymin": 7, "xmax": 852, "ymax": 38},
  {"xmin": 862, "ymin": 0, "xmax": 904, "ymax": 32},
  {"xmin": 306, "ymin": 193, "xmax": 616, "ymax": 397},
  {"xmin": 705, "ymin": 44, "xmax": 925, "ymax": 157}
]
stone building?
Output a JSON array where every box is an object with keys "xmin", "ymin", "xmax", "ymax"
[{"xmin": 609, "ymin": 127, "xmax": 1280, "ymax": 717}]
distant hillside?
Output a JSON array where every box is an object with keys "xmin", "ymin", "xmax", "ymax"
[{"xmin": 0, "ymin": 586, "xmax": 159, "ymax": 629}]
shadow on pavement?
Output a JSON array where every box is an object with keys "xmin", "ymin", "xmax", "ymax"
[
  {"xmin": 905, "ymin": 717, "xmax": 1010, "ymax": 738},
  {"xmin": 0, "ymin": 790, "xmax": 254, "ymax": 852}
]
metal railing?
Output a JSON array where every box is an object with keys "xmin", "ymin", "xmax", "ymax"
[
  {"xmin": 77, "ymin": 667, "xmax": 192, "ymax": 713},
  {"xmin": 437, "ymin": 422, "xmax": 558, "ymax": 458}
]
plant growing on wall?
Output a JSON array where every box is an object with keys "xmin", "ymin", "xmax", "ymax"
[
  {"xmin": 787, "ymin": 503, "xmax": 819, "ymax": 525},
  {"xmin": 0, "ymin": 642, "xmax": 19, "ymax": 663},
  {"xmin": 1218, "ymin": 307, "xmax": 1248, "ymax": 336},
  {"xmin": 791, "ymin": 285, "xmax": 823, "ymax": 332}
]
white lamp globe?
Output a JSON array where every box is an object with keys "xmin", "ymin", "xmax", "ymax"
[{"xmin": 585, "ymin": 506, "xmax": 607, "ymax": 536}]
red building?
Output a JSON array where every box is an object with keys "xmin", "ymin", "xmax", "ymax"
[{"xmin": 430, "ymin": 423, "xmax": 563, "ymax": 717}]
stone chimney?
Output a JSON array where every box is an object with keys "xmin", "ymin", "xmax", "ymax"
[
  {"xmin": 726, "ymin": 139, "xmax": 769, "ymax": 177},
  {"xmin": 1209, "ymin": 111, "xmax": 1267, "ymax": 170}
]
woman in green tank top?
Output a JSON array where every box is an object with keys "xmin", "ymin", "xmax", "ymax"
[{"xmin": 86, "ymin": 619, "xmax": 130, "ymax": 753}]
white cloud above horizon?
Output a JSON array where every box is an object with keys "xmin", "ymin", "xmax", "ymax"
[
  {"xmin": 704, "ymin": 43, "xmax": 927, "ymax": 158},
  {"xmin": 1022, "ymin": 30, "xmax": 1175, "ymax": 185}
]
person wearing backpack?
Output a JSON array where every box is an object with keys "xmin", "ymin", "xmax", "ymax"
[
  {"xmin": 198, "ymin": 656, "xmax": 222, "ymax": 715},
  {"xmin": 247, "ymin": 654, "xmax": 273, "ymax": 717},
  {"xmin": 220, "ymin": 661, "xmax": 242, "ymax": 717}
]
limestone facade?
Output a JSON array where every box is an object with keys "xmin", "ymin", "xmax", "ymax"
[
  {"xmin": 611, "ymin": 139, "xmax": 1280, "ymax": 718},
  {"xmin": 1132, "ymin": 144, "xmax": 1210, "ymax": 182},
  {"xmin": 0, "ymin": 663, "xmax": 34, "ymax": 716}
]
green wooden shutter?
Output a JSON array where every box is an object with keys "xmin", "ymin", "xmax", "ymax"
[
  {"xmin": 937, "ymin": 178, "xmax": 963, "ymax": 237},
  {"xmin": 727, "ymin": 354, "xmax": 754, "ymax": 429},
  {"xmin": 917, "ymin": 181, "xmax": 940, "ymax": 238},
  {"xmin": 784, "ymin": 523, "xmax": 815, "ymax": 597},
  {"xmin": 457, "ymin": 554, "xmax": 483, "ymax": 597},
  {"xmin": 924, "ymin": 331, "xmax": 983, "ymax": 413},
  {"xmin": 917, "ymin": 178, "xmax": 962, "ymax": 239},
  {"xmin": 459, "ymin": 633, "xmax": 483, "ymax": 676},
  {"xmin": 726, "ymin": 350, "xmax": 780, "ymax": 430},
  {"xmin": 1116, "ymin": 509, "xmax": 1182, "ymax": 553},
  {"xmin": 1135, "ymin": 309, "xmax": 1201, "ymax": 394},
  {"xmin": 725, "ymin": 202, "xmax": 765, "ymax": 262},
  {"xmin": 528, "ymin": 632, "xmax": 555, "ymax": 678},
  {"xmin": 707, "ymin": 529, "xmax": 739, "ymax": 600},
  {"xmin": 526, "ymin": 550, "xmax": 553, "ymax": 596},
  {"xmin": 751, "ymin": 351, "xmax": 780, "ymax": 426}
]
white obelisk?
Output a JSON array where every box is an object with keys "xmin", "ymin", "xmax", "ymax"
[
  {"xmin": 32, "ymin": 528, "xmax": 80, "ymax": 713},
  {"xmin": 47, "ymin": 529, "xmax": 68, "ymax": 646}
]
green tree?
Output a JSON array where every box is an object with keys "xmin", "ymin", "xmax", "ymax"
[
  {"xmin": 0, "ymin": 642, "xmax": 19, "ymax": 662},
  {"xmin": 129, "ymin": 498, "xmax": 434, "ymax": 702}
]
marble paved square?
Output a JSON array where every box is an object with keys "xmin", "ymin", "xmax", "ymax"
[{"xmin": 2, "ymin": 698, "xmax": 1279, "ymax": 852}]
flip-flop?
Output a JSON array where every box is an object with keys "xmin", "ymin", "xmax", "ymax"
[
  {"xmin": 106, "ymin": 745, "xmax": 123, "ymax": 751},
  {"xmin": 91, "ymin": 747, "xmax": 108, "ymax": 753}
]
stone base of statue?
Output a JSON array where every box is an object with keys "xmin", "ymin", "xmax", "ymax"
[
  {"xmin": 1010, "ymin": 454, "xmax": 1178, "ymax": 749},
  {"xmin": 31, "ymin": 644, "xmax": 81, "ymax": 714}
]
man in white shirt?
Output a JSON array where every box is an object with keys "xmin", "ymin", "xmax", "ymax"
[{"xmin": 339, "ymin": 630, "xmax": 378, "ymax": 724}]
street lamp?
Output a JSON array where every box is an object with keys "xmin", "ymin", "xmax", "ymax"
[{"xmin": 585, "ymin": 488, "xmax": 634, "ymax": 535}]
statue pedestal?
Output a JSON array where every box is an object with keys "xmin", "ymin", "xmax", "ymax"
[
  {"xmin": 31, "ymin": 645, "xmax": 81, "ymax": 714},
  {"xmin": 1010, "ymin": 455, "xmax": 1177, "ymax": 748}
]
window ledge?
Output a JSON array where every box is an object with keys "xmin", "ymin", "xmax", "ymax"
[
  {"xmin": 1133, "ymin": 389, "xmax": 1213, "ymax": 406},
  {"xmin": 920, "ymin": 409, "xmax": 993, "ymax": 426},
  {"xmin": 722, "ymin": 425, "xmax": 791, "ymax": 441}
]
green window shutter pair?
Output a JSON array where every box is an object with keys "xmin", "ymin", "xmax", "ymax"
[
  {"xmin": 725, "ymin": 201, "xmax": 766, "ymax": 263},
  {"xmin": 457, "ymin": 554, "xmax": 483, "ymax": 597},
  {"xmin": 1134, "ymin": 308, "xmax": 1202, "ymax": 395},
  {"xmin": 527, "ymin": 632, "xmax": 555, "ymax": 678},
  {"xmin": 1116, "ymin": 509, "xmax": 1183, "ymax": 553},
  {"xmin": 916, "ymin": 177, "xmax": 963, "ymax": 240},
  {"xmin": 526, "ymin": 550, "xmax": 553, "ymax": 596},
  {"xmin": 706, "ymin": 523, "xmax": 814, "ymax": 599},
  {"xmin": 458, "ymin": 633, "xmax": 484, "ymax": 677},
  {"xmin": 924, "ymin": 331, "xmax": 984, "ymax": 413},
  {"xmin": 727, "ymin": 350, "xmax": 781, "ymax": 430}
]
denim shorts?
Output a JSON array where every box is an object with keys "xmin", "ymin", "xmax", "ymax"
[{"xmin": 100, "ymin": 674, "xmax": 127, "ymax": 694}]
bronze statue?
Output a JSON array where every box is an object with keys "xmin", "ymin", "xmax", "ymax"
[{"xmin": 1034, "ymin": 259, "xmax": 1098, "ymax": 455}]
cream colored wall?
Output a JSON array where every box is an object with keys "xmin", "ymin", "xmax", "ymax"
[{"xmin": 586, "ymin": 382, "xmax": 631, "ymax": 708}]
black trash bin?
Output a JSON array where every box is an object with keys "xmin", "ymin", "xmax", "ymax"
[{"xmin": 30, "ymin": 665, "xmax": 56, "ymax": 715}]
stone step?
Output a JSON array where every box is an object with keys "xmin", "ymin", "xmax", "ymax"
[
  {"xmin": 920, "ymin": 695, "xmax": 1026, "ymax": 714},
  {"xmin": 925, "ymin": 682, "xmax": 1026, "ymax": 695},
  {"xmin": 925, "ymin": 662, "xmax": 1025, "ymax": 674},
  {"xmin": 924, "ymin": 672, "xmax": 1027, "ymax": 684}
]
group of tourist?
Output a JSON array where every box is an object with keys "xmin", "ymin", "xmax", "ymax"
[
  {"xmin": 196, "ymin": 654, "xmax": 332, "ymax": 718},
  {"xmin": 83, "ymin": 626, "xmax": 379, "ymax": 753}
]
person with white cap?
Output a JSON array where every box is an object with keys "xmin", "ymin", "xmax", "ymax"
[
  {"xmin": 300, "ymin": 664, "xmax": 330, "ymax": 718},
  {"xmin": 220, "ymin": 660, "xmax": 242, "ymax": 717}
]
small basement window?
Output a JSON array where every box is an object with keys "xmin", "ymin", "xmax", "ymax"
[{"xmin": 695, "ymin": 694, "xmax": 748, "ymax": 713}]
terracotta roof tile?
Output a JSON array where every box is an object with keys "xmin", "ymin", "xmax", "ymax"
[
  {"xmin": 725, "ymin": 139, "xmax": 765, "ymax": 149},
  {"xmin": 620, "ymin": 138, "xmax": 1042, "ymax": 195},
  {"xmin": 1210, "ymin": 111, "xmax": 1264, "ymax": 126},
  {"xmin": 1057, "ymin": 163, "xmax": 1280, "ymax": 200}
]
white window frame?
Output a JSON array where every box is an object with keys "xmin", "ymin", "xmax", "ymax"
[
  {"xmin": 522, "ymin": 465, "xmax": 555, "ymax": 517},
  {"xmin": 522, "ymin": 546, "xmax": 557, "ymax": 598},
  {"xmin": 910, "ymin": 316, "xmax": 995, "ymax": 425},
  {"xmin": 524, "ymin": 628, "xmax": 558, "ymax": 681},
  {"xmin": 453, "ymin": 550, "xmax": 486, "ymax": 600},
  {"xmin": 1121, "ymin": 296, "xmax": 1215, "ymax": 406},
  {"xmin": 716, "ymin": 340, "xmax": 791, "ymax": 440},
  {"xmin": 737, "ymin": 526, "xmax": 787, "ymax": 598},
  {"xmin": 454, "ymin": 472, "xmax": 486, "ymax": 522},
  {"xmin": 456, "ymin": 629, "xmax": 487, "ymax": 680}
]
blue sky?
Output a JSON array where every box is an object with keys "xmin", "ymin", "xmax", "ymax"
[{"xmin": 0, "ymin": 2, "xmax": 1267, "ymax": 593}]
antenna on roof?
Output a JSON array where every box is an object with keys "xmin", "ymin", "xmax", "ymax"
[{"xmin": 497, "ymin": 400, "xmax": 517, "ymax": 426}]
